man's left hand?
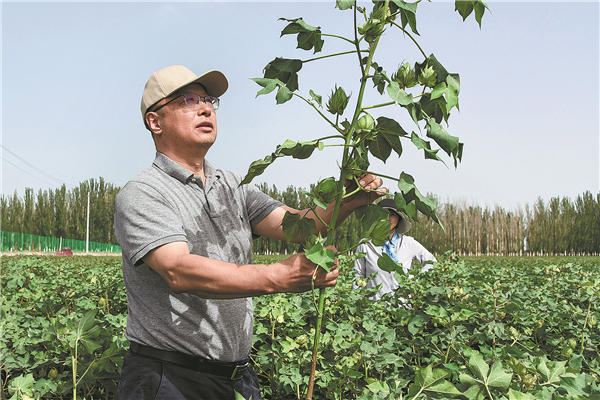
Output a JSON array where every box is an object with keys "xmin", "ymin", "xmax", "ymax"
[{"xmin": 342, "ymin": 173, "xmax": 387, "ymax": 209}]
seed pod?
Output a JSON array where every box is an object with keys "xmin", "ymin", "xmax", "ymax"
[
  {"xmin": 327, "ymin": 86, "xmax": 350, "ymax": 116},
  {"xmin": 357, "ymin": 113, "xmax": 375, "ymax": 132}
]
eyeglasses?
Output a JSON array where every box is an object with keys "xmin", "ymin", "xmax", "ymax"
[{"xmin": 151, "ymin": 94, "xmax": 220, "ymax": 112}]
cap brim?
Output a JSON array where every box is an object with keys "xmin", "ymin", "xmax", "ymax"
[{"xmin": 175, "ymin": 70, "xmax": 228, "ymax": 98}]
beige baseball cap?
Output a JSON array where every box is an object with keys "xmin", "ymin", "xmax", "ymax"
[{"xmin": 141, "ymin": 65, "xmax": 228, "ymax": 122}]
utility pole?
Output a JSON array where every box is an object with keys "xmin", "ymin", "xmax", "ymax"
[{"xmin": 86, "ymin": 191, "xmax": 90, "ymax": 253}]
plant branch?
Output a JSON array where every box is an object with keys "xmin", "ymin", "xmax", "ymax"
[
  {"xmin": 302, "ymin": 49, "xmax": 368, "ymax": 63},
  {"xmin": 390, "ymin": 20, "xmax": 428, "ymax": 59},
  {"xmin": 293, "ymin": 93, "xmax": 344, "ymax": 135},
  {"xmin": 354, "ymin": 6, "xmax": 366, "ymax": 77},
  {"xmin": 321, "ymin": 32, "xmax": 355, "ymax": 45},
  {"xmin": 362, "ymin": 101, "xmax": 395, "ymax": 110},
  {"xmin": 338, "ymin": 238, "xmax": 372, "ymax": 255}
]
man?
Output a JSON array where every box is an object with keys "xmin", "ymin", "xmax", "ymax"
[
  {"xmin": 353, "ymin": 198, "xmax": 436, "ymax": 301},
  {"xmin": 114, "ymin": 65, "xmax": 385, "ymax": 399}
]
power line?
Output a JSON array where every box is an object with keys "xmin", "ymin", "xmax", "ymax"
[
  {"xmin": 1, "ymin": 156, "xmax": 52, "ymax": 187},
  {"xmin": 0, "ymin": 144, "xmax": 63, "ymax": 183}
]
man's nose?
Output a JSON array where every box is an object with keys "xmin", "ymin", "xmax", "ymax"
[{"xmin": 196, "ymin": 102, "xmax": 213, "ymax": 116}]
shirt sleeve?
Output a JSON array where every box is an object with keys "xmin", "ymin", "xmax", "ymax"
[
  {"xmin": 413, "ymin": 239, "xmax": 436, "ymax": 272},
  {"xmin": 114, "ymin": 181, "xmax": 188, "ymax": 266},
  {"xmin": 243, "ymin": 183, "xmax": 284, "ymax": 231}
]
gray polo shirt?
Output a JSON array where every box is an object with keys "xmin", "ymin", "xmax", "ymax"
[{"xmin": 114, "ymin": 152, "xmax": 282, "ymax": 361}]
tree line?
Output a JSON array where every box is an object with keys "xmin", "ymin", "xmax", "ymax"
[
  {"xmin": 1, "ymin": 178, "xmax": 598, "ymax": 255},
  {"xmin": 1, "ymin": 178, "xmax": 120, "ymax": 246}
]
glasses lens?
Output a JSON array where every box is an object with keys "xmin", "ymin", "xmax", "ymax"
[
  {"xmin": 182, "ymin": 95, "xmax": 219, "ymax": 110},
  {"xmin": 204, "ymin": 96, "xmax": 219, "ymax": 110},
  {"xmin": 183, "ymin": 95, "xmax": 200, "ymax": 108}
]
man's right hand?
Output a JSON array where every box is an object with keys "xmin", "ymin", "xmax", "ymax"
[{"xmin": 272, "ymin": 250, "xmax": 338, "ymax": 293}]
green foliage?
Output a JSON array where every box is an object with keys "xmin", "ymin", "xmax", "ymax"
[
  {"xmin": 2, "ymin": 255, "xmax": 599, "ymax": 399},
  {"xmin": 1, "ymin": 256, "xmax": 127, "ymax": 399},
  {"xmin": 251, "ymin": 255, "xmax": 600, "ymax": 399}
]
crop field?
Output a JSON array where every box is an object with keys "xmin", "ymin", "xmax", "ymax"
[{"xmin": 1, "ymin": 254, "xmax": 598, "ymax": 399}]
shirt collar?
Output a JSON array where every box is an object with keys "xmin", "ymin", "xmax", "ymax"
[{"xmin": 152, "ymin": 152, "xmax": 221, "ymax": 186}]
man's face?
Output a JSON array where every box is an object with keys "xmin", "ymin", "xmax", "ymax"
[
  {"xmin": 151, "ymin": 83, "xmax": 218, "ymax": 149},
  {"xmin": 388, "ymin": 212, "xmax": 400, "ymax": 235}
]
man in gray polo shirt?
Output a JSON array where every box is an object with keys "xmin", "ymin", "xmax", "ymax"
[{"xmin": 114, "ymin": 65, "xmax": 385, "ymax": 400}]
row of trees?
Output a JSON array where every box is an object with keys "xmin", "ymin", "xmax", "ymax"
[
  {"xmin": 1, "ymin": 178, "xmax": 120, "ymax": 245},
  {"xmin": 1, "ymin": 178, "xmax": 598, "ymax": 255}
]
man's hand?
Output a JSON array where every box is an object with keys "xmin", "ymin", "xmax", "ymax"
[
  {"xmin": 342, "ymin": 173, "xmax": 387, "ymax": 210},
  {"xmin": 272, "ymin": 248, "xmax": 339, "ymax": 293}
]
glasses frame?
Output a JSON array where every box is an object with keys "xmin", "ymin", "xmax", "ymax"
[{"xmin": 150, "ymin": 94, "xmax": 220, "ymax": 113}]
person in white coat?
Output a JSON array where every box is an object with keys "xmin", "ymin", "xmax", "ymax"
[{"xmin": 353, "ymin": 198, "xmax": 436, "ymax": 300}]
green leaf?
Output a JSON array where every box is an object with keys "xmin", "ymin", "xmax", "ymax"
[
  {"xmin": 387, "ymin": 81, "xmax": 413, "ymax": 105},
  {"xmin": 278, "ymin": 139, "xmax": 319, "ymax": 159},
  {"xmin": 463, "ymin": 384, "xmax": 486, "ymax": 400},
  {"xmin": 280, "ymin": 17, "xmax": 319, "ymax": 35},
  {"xmin": 537, "ymin": 357, "xmax": 566, "ymax": 385},
  {"xmin": 455, "ymin": 1, "xmax": 474, "ymax": 21},
  {"xmin": 426, "ymin": 119, "xmax": 459, "ymax": 156},
  {"xmin": 376, "ymin": 117, "xmax": 408, "ymax": 138},
  {"xmin": 77, "ymin": 310, "xmax": 97, "ymax": 335},
  {"xmin": 445, "ymin": 74, "xmax": 460, "ymax": 111},
  {"xmin": 391, "ymin": 0, "xmax": 419, "ymax": 34},
  {"xmin": 336, "ymin": 0, "xmax": 355, "ymax": 10},
  {"xmin": 368, "ymin": 134, "xmax": 392, "ymax": 162},
  {"xmin": 305, "ymin": 241, "xmax": 336, "ymax": 272},
  {"xmin": 312, "ymin": 177, "xmax": 338, "ymax": 208},
  {"xmin": 409, "ymin": 365, "xmax": 460, "ymax": 397},
  {"xmin": 377, "ymin": 253, "xmax": 401, "ymax": 273},
  {"xmin": 468, "ymin": 352, "xmax": 489, "ymax": 382},
  {"xmin": 427, "ymin": 380, "xmax": 462, "ymax": 396},
  {"xmin": 234, "ymin": 390, "xmax": 249, "ymax": 400},
  {"xmin": 411, "ymin": 132, "xmax": 442, "ymax": 162},
  {"xmin": 487, "ymin": 360, "xmax": 512, "ymax": 389},
  {"xmin": 309, "ymin": 89, "xmax": 322, "ymax": 107},
  {"xmin": 369, "ymin": 220, "xmax": 392, "ymax": 246},
  {"xmin": 356, "ymin": 204, "xmax": 390, "ymax": 246},
  {"xmin": 426, "ymin": 54, "xmax": 450, "ymax": 85},
  {"xmin": 263, "ymin": 57, "xmax": 303, "ymax": 91},
  {"xmin": 559, "ymin": 374, "xmax": 588, "ymax": 397},
  {"xmin": 240, "ymin": 155, "xmax": 275, "ymax": 185},
  {"xmin": 279, "ymin": 18, "xmax": 324, "ymax": 53},
  {"xmin": 474, "ymin": 1, "xmax": 487, "ymax": 27},
  {"xmin": 251, "ymin": 77, "xmax": 281, "ymax": 97},
  {"xmin": 240, "ymin": 140, "xmax": 320, "ymax": 184},
  {"xmin": 375, "ymin": 117, "xmax": 405, "ymax": 158},
  {"xmin": 397, "ymin": 172, "xmax": 415, "ymax": 194},
  {"xmin": 276, "ymin": 85, "xmax": 293, "ymax": 104},
  {"xmin": 282, "ymin": 212, "xmax": 316, "ymax": 243},
  {"xmin": 430, "ymin": 82, "xmax": 447, "ymax": 100},
  {"xmin": 508, "ymin": 389, "xmax": 535, "ymax": 400}
]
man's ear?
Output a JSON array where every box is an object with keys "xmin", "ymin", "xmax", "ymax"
[{"xmin": 145, "ymin": 112, "xmax": 162, "ymax": 135}]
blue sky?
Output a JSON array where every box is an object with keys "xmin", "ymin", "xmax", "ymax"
[{"xmin": 2, "ymin": 1, "xmax": 598, "ymax": 210}]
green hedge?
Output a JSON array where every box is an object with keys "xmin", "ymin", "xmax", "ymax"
[{"xmin": 1, "ymin": 231, "xmax": 121, "ymax": 253}]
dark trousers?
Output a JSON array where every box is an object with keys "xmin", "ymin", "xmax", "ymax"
[{"xmin": 116, "ymin": 351, "xmax": 262, "ymax": 400}]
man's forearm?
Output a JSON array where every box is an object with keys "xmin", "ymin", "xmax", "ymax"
[{"xmin": 155, "ymin": 252, "xmax": 280, "ymax": 299}]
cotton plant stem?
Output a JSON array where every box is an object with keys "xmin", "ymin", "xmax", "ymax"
[{"xmin": 305, "ymin": 3, "xmax": 389, "ymax": 398}]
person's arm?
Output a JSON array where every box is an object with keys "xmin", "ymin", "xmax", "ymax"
[
  {"xmin": 412, "ymin": 239, "xmax": 436, "ymax": 272},
  {"xmin": 254, "ymin": 173, "xmax": 386, "ymax": 242},
  {"xmin": 143, "ymin": 241, "xmax": 338, "ymax": 299}
]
